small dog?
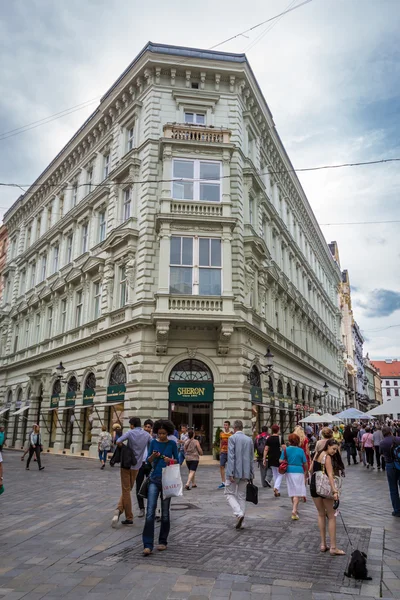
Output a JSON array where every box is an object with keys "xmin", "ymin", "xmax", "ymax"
[{"xmin": 344, "ymin": 549, "xmax": 372, "ymax": 580}]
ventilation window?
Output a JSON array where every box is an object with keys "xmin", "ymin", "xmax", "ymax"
[{"xmin": 191, "ymin": 82, "xmax": 199, "ymax": 89}]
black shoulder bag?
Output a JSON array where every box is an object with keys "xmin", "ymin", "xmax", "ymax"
[{"xmin": 246, "ymin": 479, "xmax": 259, "ymax": 505}]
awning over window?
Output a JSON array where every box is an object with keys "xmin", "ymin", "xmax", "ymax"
[
  {"xmin": 0, "ymin": 407, "xmax": 10, "ymax": 415},
  {"xmin": 12, "ymin": 405, "xmax": 30, "ymax": 416}
]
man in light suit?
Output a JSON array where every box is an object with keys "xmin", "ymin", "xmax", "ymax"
[{"xmin": 225, "ymin": 419, "xmax": 254, "ymax": 529}]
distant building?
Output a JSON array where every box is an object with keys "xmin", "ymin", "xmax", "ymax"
[
  {"xmin": 364, "ymin": 354, "xmax": 382, "ymax": 406},
  {"xmin": 371, "ymin": 359, "xmax": 400, "ymax": 403}
]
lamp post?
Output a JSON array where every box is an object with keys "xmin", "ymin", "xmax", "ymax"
[
  {"xmin": 55, "ymin": 361, "xmax": 66, "ymax": 383},
  {"xmin": 315, "ymin": 382, "xmax": 329, "ymax": 411}
]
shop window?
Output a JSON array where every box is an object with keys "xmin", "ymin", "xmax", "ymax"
[{"xmin": 169, "ymin": 359, "xmax": 213, "ymax": 382}]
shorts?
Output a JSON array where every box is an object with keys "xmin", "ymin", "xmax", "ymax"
[
  {"xmin": 186, "ymin": 460, "xmax": 199, "ymax": 472},
  {"xmin": 220, "ymin": 452, "xmax": 228, "ymax": 467}
]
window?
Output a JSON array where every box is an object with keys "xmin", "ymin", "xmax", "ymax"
[
  {"xmin": 26, "ymin": 227, "xmax": 32, "ymax": 249},
  {"xmin": 72, "ymin": 183, "xmax": 78, "ymax": 207},
  {"xmin": 10, "ymin": 237, "xmax": 17, "ymax": 259},
  {"xmin": 172, "ymin": 159, "xmax": 221, "ymax": 202},
  {"xmin": 47, "ymin": 203, "xmax": 53, "ymax": 229},
  {"xmin": 127, "ymin": 127, "xmax": 134, "ymax": 152},
  {"xmin": 99, "ymin": 211, "xmax": 106, "ymax": 242},
  {"xmin": 47, "ymin": 306, "xmax": 53, "ymax": 338},
  {"xmin": 66, "ymin": 233, "xmax": 73, "ymax": 263},
  {"xmin": 24, "ymin": 318, "xmax": 30, "ymax": 346},
  {"xmin": 35, "ymin": 313, "xmax": 41, "ymax": 342},
  {"xmin": 386, "ymin": 380, "xmax": 390, "ymax": 386},
  {"xmin": 262, "ymin": 219, "xmax": 267, "ymax": 243},
  {"xmin": 36, "ymin": 216, "xmax": 42, "ymax": 240},
  {"xmin": 103, "ymin": 153, "xmax": 110, "ymax": 179},
  {"xmin": 53, "ymin": 245, "xmax": 59, "ymax": 273},
  {"xmin": 387, "ymin": 388, "xmax": 391, "ymax": 396},
  {"xmin": 119, "ymin": 267, "xmax": 127, "ymax": 307},
  {"xmin": 87, "ymin": 168, "xmax": 93, "ymax": 193},
  {"xmin": 19, "ymin": 269, "xmax": 26, "ymax": 295},
  {"xmin": 59, "ymin": 194, "xmax": 64, "ymax": 217},
  {"xmin": 395, "ymin": 389, "xmax": 399, "ymax": 397},
  {"xmin": 14, "ymin": 325, "xmax": 19, "ymax": 353},
  {"xmin": 75, "ymin": 291, "xmax": 83, "ymax": 327},
  {"xmin": 41, "ymin": 253, "xmax": 47, "ymax": 281},
  {"xmin": 123, "ymin": 188, "xmax": 132, "ymax": 220},
  {"xmin": 30, "ymin": 261, "xmax": 36, "ymax": 288},
  {"xmin": 184, "ymin": 112, "xmax": 205, "ymax": 125},
  {"xmin": 94, "ymin": 282, "xmax": 102, "ymax": 318},
  {"xmin": 249, "ymin": 196, "xmax": 254, "ymax": 225},
  {"xmin": 4, "ymin": 278, "xmax": 10, "ymax": 303},
  {"xmin": 169, "ymin": 236, "xmax": 222, "ymax": 296},
  {"xmin": 394, "ymin": 381, "xmax": 398, "ymax": 386},
  {"xmin": 61, "ymin": 298, "xmax": 67, "ymax": 333},
  {"xmin": 81, "ymin": 223, "xmax": 89, "ymax": 254}
]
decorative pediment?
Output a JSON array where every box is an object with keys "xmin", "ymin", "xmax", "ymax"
[
  {"xmin": 172, "ymin": 90, "xmax": 220, "ymax": 110},
  {"xmin": 38, "ymin": 285, "xmax": 52, "ymax": 300},
  {"xmin": 112, "ymin": 154, "xmax": 141, "ymax": 182},
  {"xmin": 65, "ymin": 267, "xmax": 82, "ymax": 284},
  {"xmin": 19, "ymin": 301, "xmax": 28, "ymax": 313},
  {"xmin": 51, "ymin": 277, "xmax": 67, "ymax": 293},
  {"xmin": 82, "ymin": 256, "xmax": 105, "ymax": 274},
  {"xmin": 102, "ymin": 226, "xmax": 138, "ymax": 251},
  {"xmin": 9, "ymin": 303, "xmax": 22, "ymax": 318},
  {"xmin": 27, "ymin": 293, "xmax": 40, "ymax": 307}
]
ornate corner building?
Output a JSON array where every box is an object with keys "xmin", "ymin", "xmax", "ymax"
[{"xmin": 0, "ymin": 43, "xmax": 344, "ymax": 456}]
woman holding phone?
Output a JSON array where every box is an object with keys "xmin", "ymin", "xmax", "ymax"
[{"xmin": 142, "ymin": 419, "xmax": 178, "ymax": 556}]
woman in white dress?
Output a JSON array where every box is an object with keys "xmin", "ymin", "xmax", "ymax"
[{"xmin": 280, "ymin": 433, "xmax": 308, "ymax": 520}]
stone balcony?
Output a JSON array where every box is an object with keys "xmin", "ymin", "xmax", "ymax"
[
  {"xmin": 163, "ymin": 123, "xmax": 231, "ymax": 144},
  {"xmin": 155, "ymin": 293, "xmax": 235, "ymax": 321}
]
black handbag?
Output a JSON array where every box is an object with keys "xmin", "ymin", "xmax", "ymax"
[
  {"xmin": 246, "ymin": 479, "xmax": 258, "ymax": 505},
  {"xmin": 138, "ymin": 477, "xmax": 150, "ymax": 499}
]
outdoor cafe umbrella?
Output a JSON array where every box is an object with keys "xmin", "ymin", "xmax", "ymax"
[
  {"xmin": 320, "ymin": 413, "xmax": 340, "ymax": 423},
  {"xmin": 299, "ymin": 413, "xmax": 327, "ymax": 424},
  {"xmin": 365, "ymin": 398, "xmax": 400, "ymax": 417},
  {"xmin": 334, "ymin": 407, "xmax": 373, "ymax": 421}
]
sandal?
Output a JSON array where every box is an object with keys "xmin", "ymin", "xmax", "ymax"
[
  {"xmin": 320, "ymin": 545, "xmax": 329, "ymax": 553},
  {"xmin": 291, "ymin": 513, "xmax": 299, "ymax": 520},
  {"xmin": 273, "ymin": 489, "xmax": 280, "ymax": 497},
  {"xmin": 330, "ymin": 548, "xmax": 346, "ymax": 556}
]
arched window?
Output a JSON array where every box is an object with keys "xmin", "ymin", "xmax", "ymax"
[
  {"xmin": 16, "ymin": 388, "xmax": 23, "ymax": 407},
  {"xmin": 26, "ymin": 386, "xmax": 31, "ymax": 403},
  {"xmin": 295, "ymin": 386, "xmax": 299, "ymax": 400},
  {"xmin": 277, "ymin": 379, "xmax": 283, "ymax": 395},
  {"xmin": 109, "ymin": 362, "xmax": 127, "ymax": 385},
  {"xmin": 268, "ymin": 376, "xmax": 274, "ymax": 393},
  {"xmin": 286, "ymin": 383, "xmax": 292, "ymax": 398},
  {"xmin": 302, "ymin": 388, "xmax": 305, "ymax": 401},
  {"xmin": 52, "ymin": 379, "xmax": 61, "ymax": 396},
  {"xmin": 67, "ymin": 376, "xmax": 78, "ymax": 393},
  {"xmin": 85, "ymin": 372, "xmax": 96, "ymax": 390},
  {"xmin": 7, "ymin": 390, "xmax": 12, "ymax": 405},
  {"xmin": 169, "ymin": 359, "xmax": 213, "ymax": 382},
  {"xmin": 249, "ymin": 365, "xmax": 261, "ymax": 387}
]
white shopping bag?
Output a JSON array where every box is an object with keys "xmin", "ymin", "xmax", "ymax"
[{"xmin": 162, "ymin": 463, "xmax": 183, "ymax": 499}]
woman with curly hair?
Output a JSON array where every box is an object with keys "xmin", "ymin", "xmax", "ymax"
[
  {"xmin": 310, "ymin": 438, "xmax": 345, "ymax": 555},
  {"xmin": 142, "ymin": 419, "xmax": 178, "ymax": 556}
]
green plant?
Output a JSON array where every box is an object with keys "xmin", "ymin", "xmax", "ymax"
[{"xmin": 213, "ymin": 426, "xmax": 222, "ymax": 450}]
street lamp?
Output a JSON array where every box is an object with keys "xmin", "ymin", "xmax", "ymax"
[
  {"xmin": 263, "ymin": 348, "xmax": 274, "ymax": 374},
  {"xmin": 54, "ymin": 361, "xmax": 67, "ymax": 383}
]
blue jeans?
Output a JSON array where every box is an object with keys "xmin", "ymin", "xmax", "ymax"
[
  {"xmin": 142, "ymin": 480, "xmax": 171, "ymax": 550},
  {"xmin": 178, "ymin": 449, "xmax": 185, "ymax": 466},
  {"xmin": 98, "ymin": 449, "xmax": 108, "ymax": 463},
  {"xmin": 386, "ymin": 462, "xmax": 400, "ymax": 515}
]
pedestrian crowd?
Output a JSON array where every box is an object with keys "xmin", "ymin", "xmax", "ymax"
[{"xmin": 1, "ymin": 415, "xmax": 400, "ymax": 558}]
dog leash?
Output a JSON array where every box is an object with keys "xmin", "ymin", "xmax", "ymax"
[{"xmin": 338, "ymin": 510, "xmax": 355, "ymax": 551}]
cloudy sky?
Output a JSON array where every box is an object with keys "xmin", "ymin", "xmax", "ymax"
[{"xmin": 1, "ymin": 0, "xmax": 399, "ymax": 358}]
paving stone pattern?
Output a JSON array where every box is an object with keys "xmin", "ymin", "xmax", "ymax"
[{"xmin": 0, "ymin": 450, "xmax": 399, "ymax": 600}]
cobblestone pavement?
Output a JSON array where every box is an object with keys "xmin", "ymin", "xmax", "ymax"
[{"xmin": 0, "ymin": 450, "xmax": 399, "ymax": 600}]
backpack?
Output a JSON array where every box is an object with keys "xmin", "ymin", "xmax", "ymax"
[
  {"xmin": 255, "ymin": 435, "xmax": 267, "ymax": 458},
  {"xmin": 391, "ymin": 443, "xmax": 400, "ymax": 471}
]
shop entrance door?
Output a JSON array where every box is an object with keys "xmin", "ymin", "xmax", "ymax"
[{"xmin": 169, "ymin": 402, "xmax": 212, "ymax": 452}]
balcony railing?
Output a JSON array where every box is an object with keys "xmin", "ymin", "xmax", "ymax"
[
  {"xmin": 163, "ymin": 123, "xmax": 231, "ymax": 144},
  {"xmin": 169, "ymin": 296, "xmax": 223, "ymax": 312},
  {"xmin": 171, "ymin": 201, "xmax": 223, "ymax": 218}
]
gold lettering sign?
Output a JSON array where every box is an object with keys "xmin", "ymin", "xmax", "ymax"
[{"xmin": 177, "ymin": 387, "xmax": 205, "ymax": 396}]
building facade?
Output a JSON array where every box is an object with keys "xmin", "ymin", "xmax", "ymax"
[
  {"xmin": 352, "ymin": 320, "xmax": 367, "ymax": 411},
  {"xmin": 0, "ymin": 43, "xmax": 343, "ymax": 456},
  {"xmin": 364, "ymin": 353, "xmax": 382, "ymax": 407},
  {"xmin": 371, "ymin": 359, "xmax": 400, "ymax": 403},
  {"xmin": 0, "ymin": 225, "xmax": 8, "ymax": 305}
]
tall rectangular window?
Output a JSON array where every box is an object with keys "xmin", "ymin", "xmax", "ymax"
[
  {"xmin": 99, "ymin": 211, "xmax": 106, "ymax": 242},
  {"xmin": 59, "ymin": 194, "xmax": 64, "ymax": 217},
  {"xmin": 14, "ymin": 325, "xmax": 19, "ymax": 353},
  {"xmin": 169, "ymin": 236, "xmax": 222, "ymax": 296},
  {"xmin": 386, "ymin": 380, "xmax": 390, "ymax": 386},
  {"xmin": 26, "ymin": 227, "xmax": 32, "ymax": 249},
  {"xmin": 25, "ymin": 318, "xmax": 30, "ymax": 346},
  {"xmin": 20, "ymin": 269, "xmax": 26, "ymax": 295},
  {"xmin": 123, "ymin": 188, "xmax": 132, "ymax": 220},
  {"xmin": 103, "ymin": 153, "xmax": 110, "ymax": 179},
  {"xmin": 119, "ymin": 267, "xmax": 127, "ymax": 307},
  {"xmin": 172, "ymin": 159, "xmax": 221, "ymax": 202},
  {"xmin": 87, "ymin": 168, "xmax": 93, "ymax": 193},
  {"xmin": 249, "ymin": 197, "xmax": 254, "ymax": 225},
  {"xmin": 10, "ymin": 237, "xmax": 16, "ymax": 259},
  {"xmin": 81, "ymin": 224, "xmax": 89, "ymax": 254},
  {"xmin": 61, "ymin": 298, "xmax": 67, "ymax": 333},
  {"xmin": 41, "ymin": 253, "xmax": 47, "ymax": 281},
  {"xmin": 53, "ymin": 245, "xmax": 59, "ymax": 273},
  {"xmin": 36, "ymin": 216, "xmax": 42, "ymax": 240},
  {"xmin": 72, "ymin": 183, "xmax": 78, "ymax": 207},
  {"xmin": 395, "ymin": 389, "xmax": 399, "ymax": 397},
  {"xmin": 47, "ymin": 306, "xmax": 53, "ymax": 338},
  {"xmin": 35, "ymin": 313, "xmax": 41, "ymax": 342},
  {"xmin": 127, "ymin": 127, "xmax": 134, "ymax": 152},
  {"xmin": 94, "ymin": 282, "xmax": 102, "ymax": 318},
  {"xmin": 387, "ymin": 388, "xmax": 392, "ymax": 396},
  {"xmin": 47, "ymin": 203, "xmax": 53, "ymax": 229},
  {"xmin": 30, "ymin": 261, "xmax": 36, "ymax": 288},
  {"xmin": 184, "ymin": 112, "xmax": 205, "ymax": 125},
  {"xmin": 395, "ymin": 381, "xmax": 398, "ymax": 386},
  {"xmin": 66, "ymin": 233, "xmax": 73, "ymax": 263},
  {"xmin": 75, "ymin": 291, "xmax": 83, "ymax": 327}
]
